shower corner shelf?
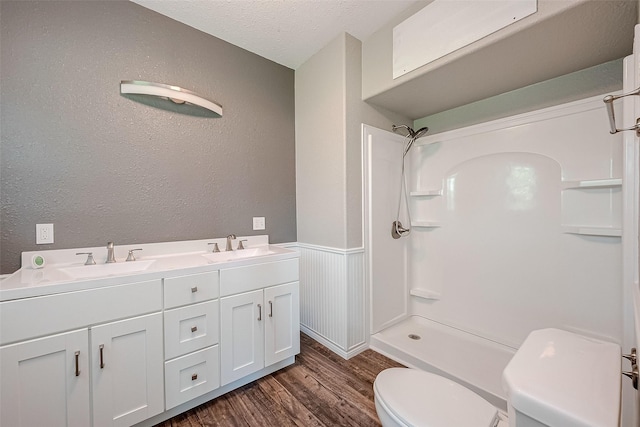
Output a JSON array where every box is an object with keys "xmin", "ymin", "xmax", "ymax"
[
  {"xmin": 410, "ymin": 288, "xmax": 441, "ymax": 300},
  {"xmin": 561, "ymin": 178, "xmax": 622, "ymax": 190},
  {"xmin": 561, "ymin": 226, "xmax": 622, "ymax": 237},
  {"xmin": 410, "ymin": 189, "xmax": 442, "ymax": 197},
  {"xmin": 411, "ymin": 221, "xmax": 442, "ymax": 228}
]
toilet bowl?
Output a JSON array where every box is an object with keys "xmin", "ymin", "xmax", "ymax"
[
  {"xmin": 374, "ymin": 328, "xmax": 621, "ymax": 427},
  {"xmin": 374, "ymin": 368, "xmax": 500, "ymax": 427}
]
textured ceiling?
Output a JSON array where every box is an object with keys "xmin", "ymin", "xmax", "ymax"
[{"xmin": 131, "ymin": 0, "xmax": 420, "ymax": 69}]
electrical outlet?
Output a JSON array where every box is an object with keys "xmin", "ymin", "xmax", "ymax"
[
  {"xmin": 253, "ymin": 217, "xmax": 266, "ymax": 231},
  {"xmin": 36, "ymin": 223, "xmax": 54, "ymax": 244}
]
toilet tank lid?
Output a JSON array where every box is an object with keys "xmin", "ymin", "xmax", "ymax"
[{"xmin": 502, "ymin": 328, "xmax": 621, "ymax": 427}]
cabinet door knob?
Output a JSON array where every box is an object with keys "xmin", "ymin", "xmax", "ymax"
[
  {"xmin": 75, "ymin": 351, "xmax": 81, "ymax": 377},
  {"xmin": 191, "ymin": 286, "xmax": 198, "ymax": 293},
  {"xmin": 257, "ymin": 304, "xmax": 262, "ymax": 321},
  {"xmin": 191, "ymin": 326, "xmax": 198, "ymax": 333},
  {"xmin": 99, "ymin": 344, "xmax": 105, "ymax": 369},
  {"xmin": 269, "ymin": 301, "xmax": 273, "ymax": 318},
  {"xmin": 191, "ymin": 373, "xmax": 198, "ymax": 381}
]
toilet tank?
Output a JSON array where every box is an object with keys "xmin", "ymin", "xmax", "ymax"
[{"xmin": 502, "ymin": 328, "xmax": 621, "ymax": 427}]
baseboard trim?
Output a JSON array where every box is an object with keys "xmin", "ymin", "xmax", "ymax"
[{"xmin": 301, "ymin": 325, "xmax": 368, "ymax": 360}]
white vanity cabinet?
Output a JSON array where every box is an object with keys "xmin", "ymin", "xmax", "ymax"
[
  {"xmin": 0, "ymin": 279, "xmax": 164, "ymax": 427},
  {"xmin": 163, "ymin": 271, "xmax": 221, "ymax": 409},
  {"xmin": 0, "ymin": 239, "xmax": 301, "ymax": 427},
  {"xmin": 219, "ymin": 259, "xmax": 300, "ymax": 386}
]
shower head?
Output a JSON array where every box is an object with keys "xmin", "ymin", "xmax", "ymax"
[
  {"xmin": 393, "ymin": 124, "xmax": 430, "ymax": 157},
  {"xmin": 413, "ymin": 127, "xmax": 429, "ymax": 139},
  {"xmin": 392, "ymin": 124, "xmax": 429, "ymax": 140}
]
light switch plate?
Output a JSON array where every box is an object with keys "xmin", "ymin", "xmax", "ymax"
[
  {"xmin": 36, "ymin": 223, "xmax": 54, "ymax": 244},
  {"xmin": 253, "ymin": 217, "xmax": 265, "ymax": 230}
]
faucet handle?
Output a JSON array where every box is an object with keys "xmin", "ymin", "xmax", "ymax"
[
  {"xmin": 208, "ymin": 242, "xmax": 221, "ymax": 253},
  {"xmin": 76, "ymin": 252, "xmax": 96, "ymax": 265},
  {"xmin": 126, "ymin": 249, "xmax": 143, "ymax": 262},
  {"xmin": 238, "ymin": 240, "xmax": 248, "ymax": 250}
]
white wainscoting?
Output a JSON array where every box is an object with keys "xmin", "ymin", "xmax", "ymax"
[{"xmin": 295, "ymin": 243, "xmax": 366, "ymax": 359}]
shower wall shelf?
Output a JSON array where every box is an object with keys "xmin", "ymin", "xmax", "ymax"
[
  {"xmin": 410, "ymin": 189, "xmax": 442, "ymax": 197},
  {"xmin": 561, "ymin": 226, "xmax": 622, "ymax": 237},
  {"xmin": 560, "ymin": 177, "xmax": 622, "ymax": 238},
  {"xmin": 411, "ymin": 221, "xmax": 442, "ymax": 228},
  {"xmin": 410, "ymin": 288, "xmax": 441, "ymax": 300},
  {"xmin": 561, "ymin": 178, "xmax": 622, "ymax": 189}
]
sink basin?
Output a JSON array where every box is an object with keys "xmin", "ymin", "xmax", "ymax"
[
  {"xmin": 201, "ymin": 246, "xmax": 277, "ymax": 263},
  {"xmin": 57, "ymin": 260, "xmax": 156, "ymax": 279}
]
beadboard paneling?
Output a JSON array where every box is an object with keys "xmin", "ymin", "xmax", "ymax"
[{"xmin": 298, "ymin": 244, "xmax": 365, "ymax": 358}]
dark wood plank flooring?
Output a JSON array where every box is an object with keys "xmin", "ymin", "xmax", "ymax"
[{"xmin": 155, "ymin": 333, "xmax": 404, "ymax": 427}]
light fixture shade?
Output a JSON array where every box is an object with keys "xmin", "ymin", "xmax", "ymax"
[{"xmin": 120, "ymin": 80, "xmax": 222, "ymax": 117}]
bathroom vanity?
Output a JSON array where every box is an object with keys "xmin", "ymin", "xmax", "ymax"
[{"xmin": 0, "ymin": 236, "xmax": 300, "ymax": 427}]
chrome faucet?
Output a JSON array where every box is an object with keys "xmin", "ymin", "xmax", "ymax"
[
  {"xmin": 106, "ymin": 242, "xmax": 117, "ymax": 263},
  {"xmin": 226, "ymin": 234, "xmax": 236, "ymax": 251}
]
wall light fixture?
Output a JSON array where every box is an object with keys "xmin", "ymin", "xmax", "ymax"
[{"xmin": 120, "ymin": 80, "xmax": 222, "ymax": 117}]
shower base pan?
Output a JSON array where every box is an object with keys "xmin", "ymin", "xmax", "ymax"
[{"xmin": 370, "ymin": 316, "xmax": 516, "ymax": 411}]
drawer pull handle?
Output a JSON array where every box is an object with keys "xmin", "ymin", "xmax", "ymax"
[
  {"xmin": 191, "ymin": 373, "xmax": 198, "ymax": 381},
  {"xmin": 191, "ymin": 286, "xmax": 198, "ymax": 293},
  {"xmin": 191, "ymin": 326, "xmax": 198, "ymax": 333},
  {"xmin": 258, "ymin": 304, "xmax": 262, "ymax": 321},
  {"xmin": 75, "ymin": 351, "xmax": 80, "ymax": 377},
  {"xmin": 269, "ymin": 300, "xmax": 273, "ymax": 317},
  {"xmin": 99, "ymin": 344, "xmax": 105, "ymax": 369}
]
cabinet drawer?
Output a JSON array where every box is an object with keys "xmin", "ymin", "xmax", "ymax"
[
  {"xmin": 164, "ymin": 300, "xmax": 219, "ymax": 359},
  {"xmin": 0, "ymin": 280, "xmax": 162, "ymax": 346},
  {"xmin": 220, "ymin": 258, "xmax": 299, "ymax": 297},
  {"xmin": 164, "ymin": 271, "xmax": 219, "ymax": 309},
  {"xmin": 165, "ymin": 345, "xmax": 220, "ymax": 410}
]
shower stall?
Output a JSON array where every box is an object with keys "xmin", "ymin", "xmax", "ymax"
[{"xmin": 363, "ymin": 93, "xmax": 628, "ymax": 411}]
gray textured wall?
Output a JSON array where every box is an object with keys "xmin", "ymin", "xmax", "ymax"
[{"xmin": 0, "ymin": 1, "xmax": 296, "ymax": 274}]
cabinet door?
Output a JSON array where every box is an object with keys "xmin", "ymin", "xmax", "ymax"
[
  {"xmin": 91, "ymin": 312, "xmax": 164, "ymax": 427},
  {"xmin": 264, "ymin": 282, "xmax": 300, "ymax": 366},
  {"xmin": 0, "ymin": 329, "xmax": 90, "ymax": 427},
  {"xmin": 220, "ymin": 290, "xmax": 264, "ymax": 386}
]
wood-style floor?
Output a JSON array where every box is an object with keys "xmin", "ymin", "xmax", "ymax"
[{"xmin": 155, "ymin": 333, "xmax": 404, "ymax": 427}]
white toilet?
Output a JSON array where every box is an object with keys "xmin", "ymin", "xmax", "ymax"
[{"xmin": 374, "ymin": 328, "xmax": 622, "ymax": 427}]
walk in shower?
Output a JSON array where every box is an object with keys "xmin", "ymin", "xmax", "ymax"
[{"xmin": 363, "ymin": 95, "xmax": 624, "ymax": 410}]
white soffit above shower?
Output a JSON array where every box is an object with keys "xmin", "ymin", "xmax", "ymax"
[
  {"xmin": 364, "ymin": 0, "xmax": 636, "ymax": 119},
  {"xmin": 393, "ymin": 0, "xmax": 537, "ymax": 79}
]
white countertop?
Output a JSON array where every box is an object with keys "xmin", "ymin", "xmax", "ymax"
[{"xmin": 1, "ymin": 236, "xmax": 299, "ymax": 302}]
